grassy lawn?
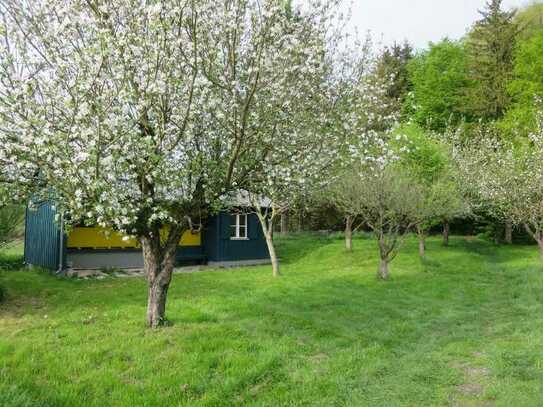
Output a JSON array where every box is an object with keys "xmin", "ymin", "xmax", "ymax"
[{"xmin": 1, "ymin": 234, "xmax": 543, "ymax": 406}]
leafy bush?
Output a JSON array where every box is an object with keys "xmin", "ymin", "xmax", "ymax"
[{"xmin": 0, "ymin": 205, "xmax": 24, "ymax": 249}]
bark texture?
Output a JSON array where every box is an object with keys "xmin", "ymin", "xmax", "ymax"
[
  {"xmin": 255, "ymin": 210, "xmax": 281, "ymax": 277},
  {"xmin": 345, "ymin": 215, "xmax": 353, "ymax": 251},
  {"xmin": 417, "ymin": 226, "xmax": 426, "ymax": 258},
  {"xmin": 378, "ymin": 259, "xmax": 389, "ymax": 280},
  {"xmin": 504, "ymin": 220, "xmax": 513, "ymax": 245},
  {"xmin": 141, "ymin": 226, "xmax": 183, "ymax": 328},
  {"xmin": 377, "ymin": 236, "xmax": 390, "ymax": 280},
  {"xmin": 264, "ymin": 231, "xmax": 281, "ymax": 277},
  {"xmin": 523, "ymin": 224, "xmax": 543, "ymax": 259},
  {"xmin": 442, "ymin": 220, "xmax": 450, "ymax": 247}
]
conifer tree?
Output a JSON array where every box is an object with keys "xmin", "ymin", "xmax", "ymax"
[
  {"xmin": 464, "ymin": 0, "xmax": 520, "ymax": 121},
  {"xmin": 375, "ymin": 41, "xmax": 414, "ymax": 116}
]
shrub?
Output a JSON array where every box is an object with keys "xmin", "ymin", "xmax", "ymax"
[{"xmin": 0, "ymin": 205, "xmax": 24, "ymax": 249}]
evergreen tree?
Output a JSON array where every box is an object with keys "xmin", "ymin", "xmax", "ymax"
[
  {"xmin": 464, "ymin": 0, "xmax": 520, "ymax": 121},
  {"xmin": 375, "ymin": 41, "xmax": 414, "ymax": 114}
]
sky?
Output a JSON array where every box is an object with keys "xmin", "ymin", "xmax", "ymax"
[{"xmin": 344, "ymin": 0, "xmax": 531, "ymax": 50}]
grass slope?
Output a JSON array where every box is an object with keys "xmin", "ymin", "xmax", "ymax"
[{"xmin": 1, "ymin": 234, "xmax": 543, "ymax": 406}]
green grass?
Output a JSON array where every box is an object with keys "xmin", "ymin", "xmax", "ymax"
[{"xmin": 2, "ymin": 234, "xmax": 543, "ymax": 406}]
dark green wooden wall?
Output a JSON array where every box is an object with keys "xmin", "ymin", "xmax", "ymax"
[{"xmin": 203, "ymin": 212, "xmax": 269, "ymax": 262}]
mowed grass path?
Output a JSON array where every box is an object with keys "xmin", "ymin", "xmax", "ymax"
[{"xmin": 2, "ymin": 235, "xmax": 543, "ymax": 406}]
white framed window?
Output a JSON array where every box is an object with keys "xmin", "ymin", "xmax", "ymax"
[{"xmin": 230, "ymin": 214, "xmax": 248, "ymax": 240}]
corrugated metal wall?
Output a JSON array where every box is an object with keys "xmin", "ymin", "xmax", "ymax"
[{"xmin": 24, "ymin": 202, "xmax": 61, "ymax": 270}]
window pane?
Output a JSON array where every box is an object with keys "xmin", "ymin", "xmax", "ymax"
[
  {"xmin": 239, "ymin": 225, "xmax": 247, "ymax": 238},
  {"xmin": 239, "ymin": 214, "xmax": 247, "ymax": 227}
]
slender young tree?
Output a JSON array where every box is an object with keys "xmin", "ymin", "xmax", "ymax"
[
  {"xmin": 495, "ymin": 112, "xmax": 543, "ymax": 255},
  {"xmin": 454, "ymin": 126, "xmax": 524, "ymax": 244},
  {"xmin": 399, "ymin": 124, "xmax": 467, "ymax": 255},
  {"xmin": 338, "ymin": 163, "xmax": 425, "ymax": 280},
  {"xmin": 327, "ymin": 49, "xmax": 399, "ymax": 251}
]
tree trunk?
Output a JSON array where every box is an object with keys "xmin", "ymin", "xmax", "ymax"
[
  {"xmin": 378, "ymin": 258, "xmax": 389, "ymax": 280},
  {"xmin": 377, "ymin": 236, "xmax": 390, "ymax": 280},
  {"xmin": 504, "ymin": 220, "xmax": 513, "ymax": 245},
  {"xmin": 280, "ymin": 212, "xmax": 288, "ymax": 235},
  {"xmin": 523, "ymin": 224, "xmax": 543, "ymax": 259},
  {"xmin": 345, "ymin": 215, "xmax": 353, "ymax": 251},
  {"xmin": 255, "ymin": 210, "xmax": 281, "ymax": 277},
  {"xmin": 264, "ymin": 230, "xmax": 281, "ymax": 277},
  {"xmin": 147, "ymin": 278, "xmax": 169, "ymax": 328},
  {"xmin": 442, "ymin": 220, "xmax": 450, "ymax": 247},
  {"xmin": 141, "ymin": 227, "xmax": 182, "ymax": 328},
  {"xmin": 538, "ymin": 240, "xmax": 543, "ymax": 258},
  {"xmin": 417, "ymin": 226, "xmax": 425, "ymax": 258}
]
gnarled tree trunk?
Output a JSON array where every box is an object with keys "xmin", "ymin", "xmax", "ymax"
[
  {"xmin": 523, "ymin": 223, "xmax": 543, "ymax": 257},
  {"xmin": 141, "ymin": 226, "xmax": 184, "ymax": 328},
  {"xmin": 524, "ymin": 224, "xmax": 543, "ymax": 259},
  {"xmin": 377, "ymin": 236, "xmax": 390, "ymax": 280},
  {"xmin": 504, "ymin": 220, "xmax": 513, "ymax": 245},
  {"xmin": 345, "ymin": 215, "xmax": 353, "ymax": 251},
  {"xmin": 442, "ymin": 219, "xmax": 450, "ymax": 247},
  {"xmin": 417, "ymin": 225, "xmax": 425, "ymax": 258},
  {"xmin": 378, "ymin": 258, "xmax": 389, "ymax": 280}
]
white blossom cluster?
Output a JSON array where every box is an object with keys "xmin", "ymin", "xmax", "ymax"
[{"xmin": 0, "ymin": 0, "xmax": 384, "ymax": 237}]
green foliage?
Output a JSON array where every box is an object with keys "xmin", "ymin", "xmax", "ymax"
[
  {"xmin": 515, "ymin": 1, "xmax": 543, "ymax": 40},
  {"xmin": 404, "ymin": 39, "xmax": 471, "ymax": 132},
  {"xmin": 398, "ymin": 123, "xmax": 447, "ymax": 185},
  {"xmin": 2, "ymin": 235, "xmax": 543, "ymax": 405},
  {"xmin": 501, "ymin": 31, "xmax": 543, "ymax": 137},
  {"xmin": 398, "ymin": 124, "xmax": 467, "ymax": 231},
  {"xmin": 464, "ymin": 0, "xmax": 519, "ymax": 121},
  {"xmin": 0, "ymin": 205, "xmax": 24, "ymax": 249}
]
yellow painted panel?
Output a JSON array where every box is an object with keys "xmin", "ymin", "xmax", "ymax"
[
  {"xmin": 67, "ymin": 227, "xmax": 201, "ymax": 249},
  {"xmin": 180, "ymin": 230, "xmax": 201, "ymax": 246}
]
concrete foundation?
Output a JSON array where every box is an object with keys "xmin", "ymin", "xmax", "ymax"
[
  {"xmin": 67, "ymin": 250, "xmax": 144, "ymax": 270},
  {"xmin": 66, "ymin": 250, "xmax": 269, "ymax": 271},
  {"xmin": 207, "ymin": 259, "xmax": 271, "ymax": 268}
]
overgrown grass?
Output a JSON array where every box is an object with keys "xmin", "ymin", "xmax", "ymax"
[{"xmin": 1, "ymin": 234, "xmax": 543, "ymax": 406}]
